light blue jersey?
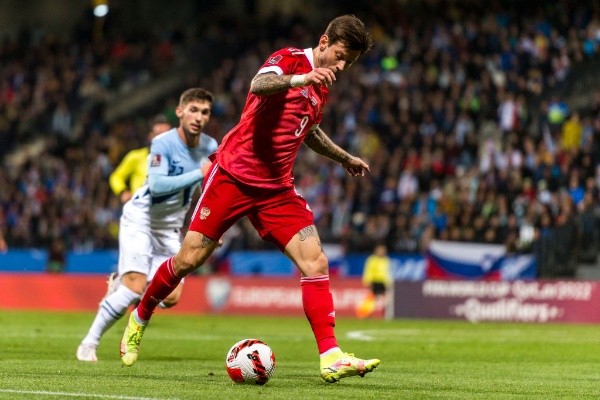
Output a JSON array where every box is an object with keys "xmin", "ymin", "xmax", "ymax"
[{"xmin": 123, "ymin": 128, "xmax": 218, "ymax": 229}]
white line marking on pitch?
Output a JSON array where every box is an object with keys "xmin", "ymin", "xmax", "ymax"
[
  {"xmin": 347, "ymin": 330, "xmax": 375, "ymax": 341},
  {"xmin": 0, "ymin": 389, "xmax": 176, "ymax": 400},
  {"xmin": 346, "ymin": 329, "xmax": 426, "ymax": 341}
]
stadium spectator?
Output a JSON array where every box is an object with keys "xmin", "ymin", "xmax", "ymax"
[
  {"xmin": 119, "ymin": 14, "xmax": 380, "ymax": 383},
  {"xmin": 0, "ymin": 228, "xmax": 7, "ymax": 254},
  {"xmin": 46, "ymin": 238, "xmax": 66, "ymax": 273},
  {"xmin": 561, "ymin": 111, "xmax": 583, "ymax": 151}
]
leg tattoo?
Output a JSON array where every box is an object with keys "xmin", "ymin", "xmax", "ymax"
[
  {"xmin": 298, "ymin": 225, "xmax": 322, "ymax": 249},
  {"xmin": 201, "ymin": 236, "xmax": 216, "ymax": 248}
]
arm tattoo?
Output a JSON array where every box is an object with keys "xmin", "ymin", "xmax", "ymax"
[
  {"xmin": 298, "ymin": 225, "xmax": 322, "ymax": 249},
  {"xmin": 201, "ymin": 235, "xmax": 215, "ymax": 248},
  {"xmin": 304, "ymin": 127, "xmax": 351, "ymax": 163},
  {"xmin": 250, "ymin": 73, "xmax": 293, "ymax": 95}
]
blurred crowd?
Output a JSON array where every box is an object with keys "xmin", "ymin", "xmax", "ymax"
[{"xmin": 2, "ymin": 1, "xmax": 600, "ymax": 259}]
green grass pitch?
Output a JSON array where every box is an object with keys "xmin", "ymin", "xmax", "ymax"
[{"xmin": 0, "ymin": 310, "xmax": 599, "ymax": 399}]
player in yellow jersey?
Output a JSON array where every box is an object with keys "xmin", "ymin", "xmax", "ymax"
[
  {"xmin": 109, "ymin": 115, "xmax": 172, "ymax": 203},
  {"xmin": 357, "ymin": 243, "xmax": 392, "ymax": 318}
]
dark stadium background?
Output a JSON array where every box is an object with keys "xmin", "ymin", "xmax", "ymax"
[{"xmin": 2, "ymin": 0, "xmax": 600, "ymax": 319}]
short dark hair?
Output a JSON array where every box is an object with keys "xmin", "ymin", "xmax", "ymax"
[
  {"xmin": 151, "ymin": 114, "xmax": 169, "ymax": 126},
  {"xmin": 179, "ymin": 88, "xmax": 213, "ymax": 106},
  {"xmin": 325, "ymin": 15, "xmax": 373, "ymax": 55}
]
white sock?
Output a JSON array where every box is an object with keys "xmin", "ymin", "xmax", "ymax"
[
  {"xmin": 81, "ymin": 285, "xmax": 140, "ymax": 346},
  {"xmin": 132, "ymin": 308, "xmax": 148, "ymax": 325},
  {"xmin": 158, "ymin": 301, "xmax": 169, "ymax": 309},
  {"xmin": 320, "ymin": 347, "xmax": 341, "ymax": 358}
]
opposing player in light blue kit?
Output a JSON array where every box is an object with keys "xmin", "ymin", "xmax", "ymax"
[{"xmin": 77, "ymin": 88, "xmax": 217, "ymax": 362}]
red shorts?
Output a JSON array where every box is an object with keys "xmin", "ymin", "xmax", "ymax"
[{"xmin": 189, "ymin": 164, "xmax": 315, "ymax": 251}]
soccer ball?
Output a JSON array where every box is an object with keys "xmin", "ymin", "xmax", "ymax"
[{"xmin": 225, "ymin": 339, "xmax": 275, "ymax": 385}]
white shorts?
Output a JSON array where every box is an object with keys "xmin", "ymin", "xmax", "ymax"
[{"xmin": 118, "ymin": 215, "xmax": 181, "ymax": 281}]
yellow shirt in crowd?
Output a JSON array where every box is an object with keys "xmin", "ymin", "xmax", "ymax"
[{"xmin": 561, "ymin": 116, "xmax": 582, "ymax": 151}]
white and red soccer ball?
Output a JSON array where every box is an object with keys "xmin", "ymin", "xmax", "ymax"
[{"xmin": 225, "ymin": 338, "xmax": 275, "ymax": 385}]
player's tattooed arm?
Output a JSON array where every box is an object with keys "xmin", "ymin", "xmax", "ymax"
[
  {"xmin": 250, "ymin": 72, "xmax": 294, "ymax": 95},
  {"xmin": 304, "ymin": 127, "xmax": 352, "ymax": 163},
  {"xmin": 305, "ymin": 127, "xmax": 370, "ymax": 177},
  {"xmin": 251, "ymin": 67, "xmax": 335, "ymax": 95}
]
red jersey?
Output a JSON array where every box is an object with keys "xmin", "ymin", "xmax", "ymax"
[{"xmin": 216, "ymin": 47, "xmax": 329, "ymax": 189}]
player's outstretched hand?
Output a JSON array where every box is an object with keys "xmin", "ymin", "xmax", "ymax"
[
  {"xmin": 305, "ymin": 68, "xmax": 337, "ymax": 87},
  {"xmin": 341, "ymin": 156, "xmax": 370, "ymax": 177},
  {"xmin": 119, "ymin": 190, "xmax": 132, "ymax": 204}
]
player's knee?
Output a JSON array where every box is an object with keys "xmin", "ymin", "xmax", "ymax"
[
  {"xmin": 174, "ymin": 251, "xmax": 202, "ymax": 276},
  {"xmin": 121, "ymin": 272, "xmax": 146, "ymax": 294},
  {"xmin": 175, "ymin": 233, "xmax": 215, "ymax": 276},
  {"xmin": 304, "ymin": 251, "xmax": 329, "ymax": 276},
  {"xmin": 316, "ymin": 252, "xmax": 329, "ymax": 275}
]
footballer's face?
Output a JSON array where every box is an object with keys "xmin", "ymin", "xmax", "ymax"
[
  {"xmin": 176, "ymin": 99, "xmax": 212, "ymax": 136},
  {"xmin": 315, "ymin": 35, "xmax": 361, "ymax": 75}
]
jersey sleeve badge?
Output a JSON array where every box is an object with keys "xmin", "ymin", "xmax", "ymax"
[
  {"xmin": 267, "ymin": 55, "xmax": 283, "ymax": 64},
  {"xmin": 150, "ymin": 154, "xmax": 162, "ymax": 167}
]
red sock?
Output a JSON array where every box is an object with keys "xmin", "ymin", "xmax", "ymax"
[
  {"xmin": 137, "ymin": 257, "xmax": 182, "ymax": 321},
  {"xmin": 301, "ymin": 275, "xmax": 338, "ymax": 354}
]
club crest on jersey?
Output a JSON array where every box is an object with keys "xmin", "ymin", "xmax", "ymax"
[
  {"xmin": 200, "ymin": 207, "xmax": 211, "ymax": 220},
  {"xmin": 150, "ymin": 154, "xmax": 161, "ymax": 167},
  {"xmin": 267, "ymin": 55, "xmax": 282, "ymax": 64},
  {"xmin": 300, "ymin": 88, "xmax": 309, "ymax": 98}
]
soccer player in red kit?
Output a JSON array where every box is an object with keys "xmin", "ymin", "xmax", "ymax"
[{"xmin": 121, "ymin": 14, "xmax": 380, "ymax": 383}]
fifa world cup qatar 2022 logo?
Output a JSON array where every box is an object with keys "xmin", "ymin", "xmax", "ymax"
[{"xmin": 206, "ymin": 278, "xmax": 231, "ymax": 310}]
